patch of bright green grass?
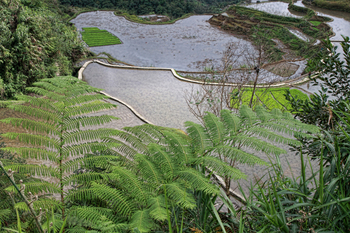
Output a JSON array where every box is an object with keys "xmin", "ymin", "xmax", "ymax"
[
  {"xmin": 81, "ymin": 27, "xmax": 122, "ymax": 47},
  {"xmin": 232, "ymin": 87, "xmax": 309, "ymax": 112},
  {"xmin": 310, "ymin": 21, "xmax": 322, "ymax": 26}
]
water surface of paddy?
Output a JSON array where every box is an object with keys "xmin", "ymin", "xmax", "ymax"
[{"xmin": 71, "ymin": 12, "xmax": 255, "ymax": 71}]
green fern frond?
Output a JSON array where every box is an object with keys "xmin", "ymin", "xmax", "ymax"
[
  {"xmin": 1, "ymin": 147, "xmax": 58, "ymax": 162},
  {"xmin": 162, "ymin": 131, "xmax": 191, "ymax": 164},
  {"xmin": 110, "ymin": 130, "xmax": 148, "ymax": 153},
  {"xmin": 69, "ymin": 206, "xmax": 118, "ymax": 225},
  {"xmin": 112, "ymin": 167, "xmax": 149, "ymax": 204},
  {"xmin": 220, "ymin": 109, "xmax": 241, "ymax": 133},
  {"xmin": 65, "ymin": 94, "xmax": 108, "ymax": 106},
  {"xmin": 91, "ymin": 182, "xmax": 134, "ymax": 216},
  {"xmin": 0, "ymin": 209, "xmax": 11, "ymax": 221},
  {"xmin": 270, "ymin": 108, "xmax": 283, "ymax": 118},
  {"xmin": 66, "ymin": 188, "xmax": 101, "ymax": 203},
  {"xmin": 5, "ymin": 182, "xmax": 60, "ymax": 195},
  {"xmin": 15, "ymin": 95, "xmax": 59, "ymax": 112},
  {"xmin": 212, "ymin": 145, "xmax": 268, "ymax": 166},
  {"xmin": 147, "ymin": 196, "xmax": 167, "ymax": 221},
  {"xmin": 64, "ymin": 172, "xmax": 120, "ymax": 186},
  {"xmin": 62, "ymin": 155, "xmax": 117, "ymax": 173},
  {"xmin": 105, "ymin": 138, "xmax": 140, "ymax": 159},
  {"xmin": 25, "ymin": 87, "xmax": 65, "ymax": 101},
  {"xmin": 164, "ymin": 183, "xmax": 196, "ymax": 209},
  {"xmin": 246, "ymin": 127, "xmax": 302, "ymax": 147},
  {"xmin": 134, "ymin": 154, "xmax": 161, "ymax": 187},
  {"xmin": 8, "ymin": 104, "xmax": 60, "ymax": 122},
  {"xmin": 65, "ymin": 115, "xmax": 119, "ymax": 131},
  {"xmin": 15, "ymin": 198, "xmax": 61, "ymax": 211},
  {"xmin": 123, "ymin": 126, "xmax": 160, "ymax": 145},
  {"xmin": 148, "ymin": 143, "xmax": 176, "ymax": 180},
  {"xmin": 63, "ymin": 142, "xmax": 120, "ymax": 157},
  {"xmin": 0, "ymin": 118, "xmax": 59, "ymax": 135},
  {"xmin": 231, "ymin": 136, "xmax": 286, "ymax": 156},
  {"xmin": 129, "ymin": 210, "xmax": 154, "ymax": 233},
  {"xmin": 31, "ymin": 81, "xmax": 66, "ymax": 93},
  {"xmin": 193, "ymin": 156, "xmax": 247, "ymax": 180},
  {"xmin": 177, "ymin": 169, "xmax": 219, "ymax": 195},
  {"xmin": 63, "ymin": 129, "xmax": 119, "ymax": 145},
  {"xmin": 203, "ymin": 112, "xmax": 225, "ymax": 145},
  {"xmin": 184, "ymin": 121, "xmax": 210, "ymax": 153},
  {"xmin": 5, "ymin": 164, "xmax": 57, "ymax": 177},
  {"xmin": 67, "ymin": 101, "xmax": 115, "ymax": 117},
  {"xmin": 1, "ymin": 132, "xmax": 59, "ymax": 149},
  {"xmin": 239, "ymin": 105, "xmax": 257, "ymax": 125},
  {"xmin": 254, "ymin": 105, "xmax": 274, "ymax": 122}
]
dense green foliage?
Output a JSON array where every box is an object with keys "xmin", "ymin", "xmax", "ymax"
[
  {"xmin": 304, "ymin": 0, "xmax": 350, "ymax": 13},
  {"xmin": 286, "ymin": 36, "xmax": 350, "ymax": 130},
  {"xmin": 81, "ymin": 27, "xmax": 122, "ymax": 47},
  {"xmin": 60, "ymin": 0, "xmax": 240, "ymax": 18},
  {"xmin": 0, "ymin": 0, "xmax": 88, "ymax": 99}
]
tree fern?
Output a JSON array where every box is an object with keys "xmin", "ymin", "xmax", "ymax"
[{"xmin": 0, "ymin": 76, "xmax": 120, "ymax": 219}]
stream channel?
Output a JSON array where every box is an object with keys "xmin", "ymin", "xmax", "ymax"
[{"xmin": 72, "ymin": 1, "xmax": 350, "ymax": 195}]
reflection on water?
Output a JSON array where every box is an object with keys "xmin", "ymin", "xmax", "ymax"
[
  {"xmin": 246, "ymin": 1, "xmax": 302, "ymax": 18},
  {"xmin": 71, "ymin": 13, "xmax": 256, "ymax": 71}
]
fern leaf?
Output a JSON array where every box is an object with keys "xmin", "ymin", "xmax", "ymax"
[
  {"xmin": 5, "ymin": 182, "xmax": 60, "ymax": 195},
  {"xmin": 212, "ymin": 145, "xmax": 268, "ymax": 166},
  {"xmin": 110, "ymin": 130, "xmax": 148, "ymax": 154},
  {"xmin": 239, "ymin": 105, "xmax": 257, "ymax": 126},
  {"xmin": 62, "ymin": 155, "xmax": 117, "ymax": 173},
  {"xmin": 8, "ymin": 104, "xmax": 60, "ymax": 122},
  {"xmin": 65, "ymin": 93, "xmax": 108, "ymax": 106},
  {"xmin": 112, "ymin": 166, "xmax": 149, "ymax": 205},
  {"xmin": 67, "ymin": 101, "xmax": 115, "ymax": 117},
  {"xmin": 184, "ymin": 121, "xmax": 210, "ymax": 153},
  {"xmin": 64, "ymin": 115, "xmax": 119, "ymax": 131},
  {"xmin": 203, "ymin": 112, "xmax": 225, "ymax": 145},
  {"xmin": 91, "ymin": 183, "xmax": 134, "ymax": 216},
  {"xmin": 162, "ymin": 131, "xmax": 191, "ymax": 164},
  {"xmin": 220, "ymin": 109, "xmax": 241, "ymax": 133},
  {"xmin": 177, "ymin": 169, "xmax": 219, "ymax": 195},
  {"xmin": 134, "ymin": 154, "xmax": 161, "ymax": 187},
  {"xmin": 129, "ymin": 210, "xmax": 154, "ymax": 233},
  {"xmin": 63, "ymin": 129, "xmax": 120, "ymax": 145},
  {"xmin": 1, "ymin": 132, "xmax": 59, "ymax": 149},
  {"xmin": 63, "ymin": 142, "xmax": 120, "ymax": 157},
  {"xmin": 15, "ymin": 199, "xmax": 61, "ymax": 211},
  {"xmin": 5, "ymin": 164, "xmax": 57, "ymax": 177},
  {"xmin": 254, "ymin": 105, "xmax": 274, "ymax": 122},
  {"xmin": 246, "ymin": 127, "xmax": 302, "ymax": 147},
  {"xmin": 193, "ymin": 156, "xmax": 247, "ymax": 180},
  {"xmin": 0, "ymin": 118, "xmax": 59, "ymax": 136},
  {"xmin": 148, "ymin": 196, "xmax": 167, "ymax": 221},
  {"xmin": 148, "ymin": 143, "xmax": 176, "ymax": 180},
  {"xmin": 1, "ymin": 147, "xmax": 58, "ymax": 162},
  {"xmin": 231, "ymin": 136, "xmax": 286, "ymax": 156},
  {"xmin": 164, "ymin": 183, "xmax": 196, "ymax": 209}
]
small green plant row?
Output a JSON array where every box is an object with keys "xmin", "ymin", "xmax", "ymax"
[
  {"xmin": 232, "ymin": 87, "xmax": 309, "ymax": 112},
  {"xmin": 114, "ymin": 10, "xmax": 193, "ymax": 25},
  {"xmin": 81, "ymin": 27, "xmax": 122, "ymax": 47}
]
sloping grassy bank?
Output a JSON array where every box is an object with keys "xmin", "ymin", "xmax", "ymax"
[{"xmin": 303, "ymin": 0, "xmax": 350, "ymax": 13}]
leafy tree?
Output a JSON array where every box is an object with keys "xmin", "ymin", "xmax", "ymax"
[
  {"xmin": 285, "ymin": 36, "xmax": 350, "ymax": 130},
  {"xmin": 0, "ymin": 0, "xmax": 87, "ymax": 99}
]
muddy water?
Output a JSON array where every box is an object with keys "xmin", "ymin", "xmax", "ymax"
[{"xmin": 71, "ymin": 12, "xmax": 256, "ymax": 71}]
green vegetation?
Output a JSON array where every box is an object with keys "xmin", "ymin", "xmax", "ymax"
[
  {"xmin": 304, "ymin": 0, "xmax": 350, "ymax": 13},
  {"xmin": 0, "ymin": 0, "xmax": 88, "ymax": 99},
  {"xmin": 59, "ymin": 0, "xmax": 241, "ymax": 18},
  {"xmin": 115, "ymin": 11, "xmax": 193, "ymax": 25},
  {"xmin": 210, "ymin": 6, "xmax": 332, "ymax": 62},
  {"xmin": 233, "ymin": 87, "xmax": 309, "ymax": 111},
  {"xmin": 310, "ymin": 20, "xmax": 322, "ymax": 26},
  {"xmin": 81, "ymin": 27, "xmax": 122, "ymax": 47}
]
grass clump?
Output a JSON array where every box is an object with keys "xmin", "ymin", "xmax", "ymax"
[
  {"xmin": 310, "ymin": 20, "xmax": 322, "ymax": 26},
  {"xmin": 81, "ymin": 27, "xmax": 122, "ymax": 47}
]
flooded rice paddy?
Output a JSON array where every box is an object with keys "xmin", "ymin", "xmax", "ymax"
[{"xmin": 71, "ymin": 13, "xmax": 256, "ymax": 71}]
